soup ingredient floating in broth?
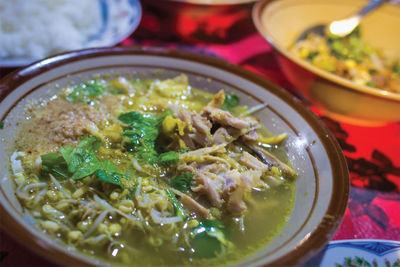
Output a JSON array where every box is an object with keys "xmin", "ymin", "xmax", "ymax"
[
  {"xmin": 0, "ymin": 0, "xmax": 102, "ymax": 59},
  {"xmin": 291, "ymin": 27, "xmax": 400, "ymax": 93},
  {"xmin": 10, "ymin": 74, "xmax": 297, "ymax": 266}
]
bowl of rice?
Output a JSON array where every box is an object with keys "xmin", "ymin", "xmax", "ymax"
[
  {"xmin": 253, "ymin": 0, "xmax": 400, "ymax": 126},
  {"xmin": 0, "ymin": 0, "xmax": 142, "ymax": 67}
]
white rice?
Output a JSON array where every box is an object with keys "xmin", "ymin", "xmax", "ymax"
[{"xmin": 0, "ymin": 0, "xmax": 102, "ymax": 59}]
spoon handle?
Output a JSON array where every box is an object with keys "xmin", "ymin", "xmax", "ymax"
[{"xmin": 357, "ymin": 0, "xmax": 388, "ymax": 17}]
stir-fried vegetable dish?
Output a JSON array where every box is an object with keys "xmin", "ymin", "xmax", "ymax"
[
  {"xmin": 10, "ymin": 74, "xmax": 297, "ymax": 266},
  {"xmin": 291, "ymin": 27, "xmax": 400, "ymax": 93}
]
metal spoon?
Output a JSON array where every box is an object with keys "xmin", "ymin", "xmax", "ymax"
[{"xmin": 295, "ymin": 0, "xmax": 388, "ymax": 43}]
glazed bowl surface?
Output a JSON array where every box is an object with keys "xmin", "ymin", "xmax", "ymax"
[
  {"xmin": 253, "ymin": 0, "xmax": 400, "ymax": 125},
  {"xmin": 0, "ymin": 47, "xmax": 349, "ymax": 266}
]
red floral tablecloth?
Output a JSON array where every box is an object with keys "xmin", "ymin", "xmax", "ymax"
[{"xmin": 0, "ymin": 1, "xmax": 399, "ymax": 266}]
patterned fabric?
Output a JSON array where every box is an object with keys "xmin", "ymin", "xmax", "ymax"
[
  {"xmin": 0, "ymin": 1, "xmax": 399, "ymax": 265},
  {"xmin": 326, "ymin": 241, "xmax": 400, "ymax": 256}
]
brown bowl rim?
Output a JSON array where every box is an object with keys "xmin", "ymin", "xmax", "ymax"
[
  {"xmin": 252, "ymin": 0, "xmax": 400, "ymax": 102},
  {"xmin": 0, "ymin": 46, "xmax": 349, "ymax": 266}
]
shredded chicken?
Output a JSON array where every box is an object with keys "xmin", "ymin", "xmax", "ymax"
[
  {"xmin": 223, "ymin": 170, "xmax": 262, "ymax": 214},
  {"xmin": 226, "ymin": 183, "xmax": 246, "ymax": 214},
  {"xmin": 179, "ymin": 149, "xmax": 265, "ymax": 215},
  {"xmin": 211, "ymin": 127, "xmax": 231, "ymax": 145},
  {"xmin": 188, "ymin": 132, "xmax": 209, "ymax": 147},
  {"xmin": 171, "ymin": 189, "xmax": 211, "ymax": 218},
  {"xmin": 202, "ymin": 106, "xmax": 257, "ymax": 131},
  {"xmin": 177, "ymin": 110, "xmax": 193, "ymax": 126},
  {"xmin": 240, "ymin": 151, "xmax": 269, "ymax": 172},
  {"xmin": 191, "ymin": 114, "xmax": 211, "ymax": 136},
  {"xmin": 192, "ymin": 171, "xmax": 225, "ymax": 207},
  {"xmin": 241, "ymin": 129, "xmax": 258, "ymax": 141},
  {"xmin": 171, "ymin": 91, "xmax": 295, "ymax": 215},
  {"xmin": 177, "ymin": 162, "xmax": 198, "ymax": 174},
  {"xmin": 169, "ymin": 91, "xmax": 261, "ymax": 151},
  {"xmin": 254, "ymin": 145, "xmax": 297, "ymax": 177},
  {"xmin": 181, "ymin": 144, "xmax": 226, "ymax": 157}
]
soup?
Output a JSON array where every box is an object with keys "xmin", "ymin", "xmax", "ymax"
[
  {"xmin": 291, "ymin": 27, "xmax": 400, "ymax": 93},
  {"xmin": 8, "ymin": 74, "xmax": 297, "ymax": 266}
]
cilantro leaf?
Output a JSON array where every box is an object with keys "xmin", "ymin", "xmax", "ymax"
[
  {"xmin": 118, "ymin": 110, "xmax": 172, "ymax": 165},
  {"xmin": 190, "ymin": 219, "xmax": 229, "ymax": 258},
  {"xmin": 0, "ymin": 121, "xmax": 4, "ymax": 129},
  {"xmin": 177, "ymin": 148, "xmax": 188, "ymax": 153},
  {"xmin": 221, "ymin": 93, "xmax": 239, "ymax": 111},
  {"xmin": 59, "ymin": 146, "xmax": 74, "ymax": 167},
  {"xmin": 77, "ymin": 135, "xmax": 102, "ymax": 151},
  {"xmin": 118, "ymin": 111, "xmax": 143, "ymax": 125},
  {"xmin": 60, "ymin": 136, "xmax": 102, "ymax": 178},
  {"xmin": 99, "ymin": 160, "xmax": 120, "ymax": 173},
  {"xmin": 92, "ymin": 160, "xmax": 125, "ymax": 188},
  {"xmin": 166, "ymin": 189, "xmax": 187, "ymax": 219},
  {"xmin": 95, "ymin": 169, "xmax": 123, "ymax": 188},
  {"xmin": 171, "ymin": 172, "xmax": 194, "ymax": 192},
  {"xmin": 71, "ymin": 160, "xmax": 99, "ymax": 179},
  {"xmin": 40, "ymin": 153, "xmax": 70, "ymax": 180},
  {"xmin": 40, "ymin": 136, "xmax": 125, "ymax": 187},
  {"xmin": 137, "ymin": 148, "xmax": 159, "ymax": 165},
  {"xmin": 159, "ymin": 151, "xmax": 179, "ymax": 165},
  {"xmin": 66, "ymin": 82, "xmax": 104, "ymax": 103}
]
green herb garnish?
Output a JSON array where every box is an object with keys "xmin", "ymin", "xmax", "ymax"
[
  {"xmin": 95, "ymin": 169, "xmax": 123, "ymax": 188},
  {"xmin": 166, "ymin": 189, "xmax": 187, "ymax": 219},
  {"xmin": 171, "ymin": 172, "xmax": 194, "ymax": 192},
  {"xmin": 119, "ymin": 110, "xmax": 172, "ymax": 165},
  {"xmin": 190, "ymin": 219, "xmax": 229, "ymax": 258},
  {"xmin": 40, "ymin": 136, "xmax": 124, "ymax": 188},
  {"xmin": 60, "ymin": 136, "xmax": 101, "ymax": 179},
  {"xmin": 306, "ymin": 51, "xmax": 319, "ymax": 61},
  {"xmin": 221, "ymin": 93, "xmax": 239, "ymax": 111},
  {"xmin": 159, "ymin": 151, "xmax": 179, "ymax": 165},
  {"xmin": 40, "ymin": 153, "xmax": 70, "ymax": 180},
  {"xmin": 66, "ymin": 81, "xmax": 104, "ymax": 103},
  {"xmin": 328, "ymin": 26, "xmax": 375, "ymax": 63}
]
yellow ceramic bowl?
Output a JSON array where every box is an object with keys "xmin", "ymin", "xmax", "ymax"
[{"xmin": 253, "ymin": 0, "xmax": 400, "ymax": 125}]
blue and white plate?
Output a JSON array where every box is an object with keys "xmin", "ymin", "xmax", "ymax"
[
  {"xmin": 0, "ymin": 0, "xmax": 142, "ymax": 67},
  {"xmin": 305, "ymin": 239, "xmax": 400, "ymax": 266}
]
